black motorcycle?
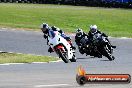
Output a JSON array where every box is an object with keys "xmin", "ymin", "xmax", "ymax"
[{"xmin": 76, "ymin": 33, "xmax": 115, "ymax": 61}]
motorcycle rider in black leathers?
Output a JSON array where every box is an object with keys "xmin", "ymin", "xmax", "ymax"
[
  {"xmin": 88, "ymin": 25, "xmax": 116, "ymax": 49},
  {"xmin": 75, "ymin": 28, "xmax": 89, "ymax": 54},
  {"xmin": 40, "ymin": 23, "xmax": 76, "ymax": 53},
  {"xmin": 75, "ymin": 25, "xmax": 116, "ymax": 57}
]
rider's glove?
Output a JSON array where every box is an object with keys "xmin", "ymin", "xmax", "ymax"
[
  {"xmin": 101, "ymin": 33, "xmax": 108, "ymax": 37},
  {"xmin": 43, "ymin": 34, "xmax": 48, "ymax": 39}
]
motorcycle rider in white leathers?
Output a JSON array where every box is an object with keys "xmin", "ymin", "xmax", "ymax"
[{"xmin": 40, "ymin": 23, "xmax": 76, "ymax": 53}]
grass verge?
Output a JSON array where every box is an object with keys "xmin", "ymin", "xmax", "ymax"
[
  {"xmin": 0, "ymin": 52, "xmax": 58, "ymax": 64},
  {"xmin": 0, "ymin": 3, "xmax": 132, "ymax": 37}
]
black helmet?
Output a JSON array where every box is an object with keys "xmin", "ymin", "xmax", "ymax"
[
  {"xmin": 40, "ymin": 23, "xmax": 49, "ymax": 33},
  {"xmin": 76, "ymin": 28, "xmax": 83, "ymax": 37}
]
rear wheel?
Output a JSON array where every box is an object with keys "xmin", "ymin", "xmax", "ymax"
[{"xmin": 57, "ymin": 49, "xmax": 69, "ymax": 63}]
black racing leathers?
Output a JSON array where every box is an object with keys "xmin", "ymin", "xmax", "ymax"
[
  {"xmin": 75, "ymin": 32, "xmax": 89, "ymax": 54},
  {"xmin": 88, "ymin": 30, "xmax": 107, "ymax": 42},
  {"xmin": 75, "ymin": 32, "xmax": 88, "ymax": 46},
  {"xmin": 88, "ymin": 30, "xmax": 116, "ymax": 51}
]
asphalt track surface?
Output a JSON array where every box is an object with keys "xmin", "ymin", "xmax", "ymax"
[{"xmin": 0, "ymin": 29, "xmax": 132, "ymax": 88}]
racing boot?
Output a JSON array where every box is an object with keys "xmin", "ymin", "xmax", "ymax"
[
  {"xmin": 69, "ymin": 41, "xmax": 76, "ymax": 50},
  {"xmin": 71, "ymin": 45, "xmax": 76, "ymax": 50},
  {"xmin": 48, "ymin": 47, "xmax": 54, "ymax": 53}
]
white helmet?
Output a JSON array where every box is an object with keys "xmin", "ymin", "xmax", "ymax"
[
  {"xmin": 40, "ymin": 23, "xmax": 49, "ymax": 33},
  {"xmin": 90, "ymin": 25, "xmax": 97, "ymax": 33}
]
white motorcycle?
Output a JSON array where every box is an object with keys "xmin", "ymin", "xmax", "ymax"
[{"xmin": 48, "ymin": 30, "xmax": 76, "ymax": 63}]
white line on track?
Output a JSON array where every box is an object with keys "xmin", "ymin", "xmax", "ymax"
[
  {"xmin": 34, "ymin": 84, "xmax": 70, "ymax": 88},
  {"xmin": 6, "ymin": 63, "xmax": 25, "ymax": 65},
  {"xmin": 119, "ymin": 37, "xmax": 132, "ymax": 39},
  {"xmin": 0, "ymin": 63, "xmax": 10, "ymax": 65},
  {"xmin": 49, "ymin": 60, "xmax": 62, "ymax": 63},
  {"xmin": 0, "ymin": 63, "xmax": 25, "ymax": 65},
  {"xmin": 1, "ymin": 28, "xmax": 132, "ymax": 39}
]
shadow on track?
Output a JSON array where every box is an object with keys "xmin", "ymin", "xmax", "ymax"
[
  {"xmin": 77, "ymin": 56, "xmax": 99, "ymax": 60},
  {"xmin": 100, "ymin": 60, "xmax": 111, "ymax": 61},
  {"xmin": 77, "ymin": 57, "xmax": 90, "ymax": 59}
]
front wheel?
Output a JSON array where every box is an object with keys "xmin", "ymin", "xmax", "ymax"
[
  {"xmin": 103, "ymin": 45, "xmax": 115, "ymax": 61},
  {"xmin": 57, "ymin": 49, "xmax": 69, "ymax": 63}
]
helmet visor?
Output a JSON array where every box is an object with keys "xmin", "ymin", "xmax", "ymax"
[
  {"xmin": 77, "ymin": 32, "xmax": 82, "ymax": 37},
  {"xmin": 90, "ymin": 28, "xmax": 96, "ymax": 33},
  {"xmin": 41, "ymin": 28, "xmax": 47, "ymax": 33}
]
